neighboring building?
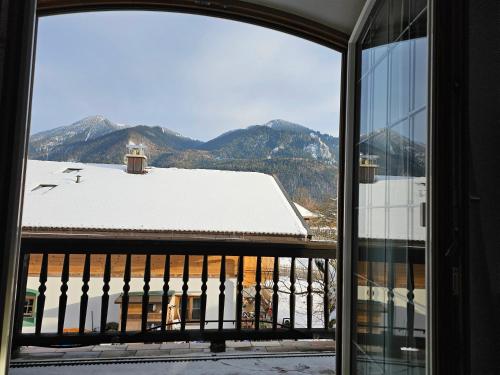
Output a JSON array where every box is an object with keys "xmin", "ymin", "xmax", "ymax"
[{"xmin": 21, "ymin": 153, "xmax": 311, "ymax": 333}]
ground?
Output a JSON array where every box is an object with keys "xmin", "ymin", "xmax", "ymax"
[{"xmin": 11, "ymin": 340, "xmax": 335, "ymax": 374}]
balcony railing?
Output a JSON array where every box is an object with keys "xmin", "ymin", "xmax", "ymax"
[{"xmin": 13, "ymin": 237, "xmax": 336, "ymax": 349}]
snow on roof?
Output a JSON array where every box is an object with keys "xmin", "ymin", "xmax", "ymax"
[
  {"xmin": 22, "ymin": 160, "xmax": 309, "ymax": 238},
  {"xmin": 358, "ymin": 175, "xmax": 426, "ymax": 241},
  {"xmin": 293, "ymin": 202, "xmax": 320, "ymax": 219}
]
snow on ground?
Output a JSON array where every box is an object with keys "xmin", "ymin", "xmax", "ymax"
[{"xmin": 11, "ymin": 356, "xmax": 335, "ymax": 375}]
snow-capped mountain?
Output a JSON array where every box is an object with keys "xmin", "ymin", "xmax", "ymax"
[{"xmin": 29, "ymin": 115, "xmax": 127, "ymax": 159}]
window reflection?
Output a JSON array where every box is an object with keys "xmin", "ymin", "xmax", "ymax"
[{"xmin": 353, "ymin": 2, "xmax": 427, "ymax": 374}]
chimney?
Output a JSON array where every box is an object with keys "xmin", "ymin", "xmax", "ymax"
[
  {"xmin": 125, "ymin": 143, "xmax": 148, "ymax": 174},
  {"xmin": 359, "ymin": 155, "xmax": 378, "ymax": 183},
  {"xmin": 76, "ymin": 175, "xmax": 82, "ymax": 183}
]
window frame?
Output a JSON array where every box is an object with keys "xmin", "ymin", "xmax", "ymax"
[{"xmin": 2, "ymin": 2, "xmax": 349, "ymax": 373}]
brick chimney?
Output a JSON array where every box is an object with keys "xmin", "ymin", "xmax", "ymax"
[{"xmin": 125, "ymin": 143, "xmax": 147, "ymax": 174}]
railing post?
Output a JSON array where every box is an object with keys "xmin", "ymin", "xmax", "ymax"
[
  {"xmin": 289, "ymin": 257, "xmax": 296, "ymax": 329},
  {"xmin": 35, "ymin": 253, "xmax": 48, "ymax": 335},
  {"xmin": 57, "ymin": 254, "xmax": 70, "ymax": 335},
  {"xmin": 200, "ymin": 255, "xmax": 208, "ymax": 331},
  {"xmin": 213, "ymin": 255, "xmax": 226, "ymax": 353},
  {"xmin": 254, "ymin": 256, "xmax": 262, "ymax": 330},
  {"xmin": 236, "ymin": 256, "xmax": 244, "ymax": 331},
  {"xmin": 121, "ymin": 254, "xmax": 131, "ymax": 334},
  {"xmin": 218, "ymin": 255, "xmax": 226, "ymax": 331},
  {"xmin": 323, "ymin": 258, "xmax": 329, "ymax": 330},
  {"xmin": 141, "ymin": 254, "xmax": 151, "ymax": 333},
  {"xmin": 79, "ymin": 253, "xmax": 91, "ymax": 334},
  {"xmin": 180, "ymin": 255, "xmax": 189, "ymax": 331},
  {"xmin": 12, "ymin": 253, "xmax": 30, "ymax": 353},
  {"xmin": 307, "ymin": 258, "xmax": 313, "ymax": 330},
  {"xmin": 407, "ymin": 256, "xmax": 415, "ymax": 349},
  {"xmin": 272, "ymin": 256, "xmax": 279, "ymax": 330},
  {"xmin": 100, "ymin": 254, "xmax": 111, "ymax": 334},
  {"xmin": 161, "ymin": 255, "xmax": 170, "ymax": 332}
]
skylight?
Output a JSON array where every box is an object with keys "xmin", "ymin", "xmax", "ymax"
[{"xmin": 31, "ymin": 184, "xmax": 57, "ymax": 193}]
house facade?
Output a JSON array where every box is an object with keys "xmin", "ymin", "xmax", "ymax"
[{"xmin": 21, "ymin": 157, "xmax": 310, "ymax": 333}]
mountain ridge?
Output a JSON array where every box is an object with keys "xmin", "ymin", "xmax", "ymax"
[{"xmin": 29, "ymin": 116, "xmax": 339, "ymax": 203}]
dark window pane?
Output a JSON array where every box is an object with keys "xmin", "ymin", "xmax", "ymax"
[
  {"xmin": 191, "ymin": 297, "xmax": 201, "ymax": 320},
  {"xmin": 389, "ymin": 0, "xmax": 410, "ymax": 42},
  {"xmin": 410, "ymin": 0, "xmax": 427, "ymax": 21}
]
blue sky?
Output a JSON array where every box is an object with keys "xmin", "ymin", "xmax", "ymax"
[{"xmin": 31, "ymin": 11, "xmax": 342, "ymax": 141}]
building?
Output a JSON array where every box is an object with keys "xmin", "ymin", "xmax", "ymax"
[{"xmin": 20, "ymin": 158, "xmax": 311, "ymax": 333}]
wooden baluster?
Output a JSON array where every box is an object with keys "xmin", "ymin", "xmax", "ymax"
[
  {"xmin": 180, "ymin": 255, "xmax": 189, "ymax": 331},
  {"xmin": 100, "ymin": 254, "xmax": 111, "ymax": 333},
  {"xmin": 13, "ymin": 253, "xmax": 31, "ymax": 340},
  {"xmin": 57, "ymin": 254, "xmax": 70, "ymax": 335},
  {"xmin": 35, "ymin": 253, "xmax": 48, "ymax": 335},
  {"xmin": 236, "ymin": 256, "xmax": 244, "ymax": 330},
  {"xmin": 141, "ymin": 254, "xmax": 151, "ymax": 332},
  {"xmin": 323, "ymin": 258, "xmax": 329, "ymax": 330},
  {"xmin": 79, "ymin": 253, "xmax": 91, "ymax": 334},
  {"xmin": 121, "ymin": 254, "xmax": 131, "ymax": 333},
  {"xmin": 254, "ymin": 256, "xmax": 262, "ymax": 330},
  {"xmin": 307, "ymin": 258, "xmax": 313, "ymax": 330},
  {"xmin": 407, "ymin": 257, "xmax": 415, "ymax": 348},
  {"xmin": 200, "ymin": 255, "xmax": 208, "ymax": 331},
  {"xmin": 289, "ymin": 257, "xmax": 296, "ymax": 329},
  {"xmin": 161, "ymin": 255, "xmax": 170, "ymax": 332},
  {"xmin": 272, "ymin": 256, "xmax": 279, "ymax": 330},
  {"xmin": 387, "ymin": 250, "xmax": 395, "ymax": 355},
  {"xmin": 218, "ymin": 255, "xmax": 226, "ymax": 331}
]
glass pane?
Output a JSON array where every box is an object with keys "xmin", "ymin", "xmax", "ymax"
[
  {"xmin": 353, "ymin": 1, "xmax": 427, "ymax": 373},
  {"xmin": 373, "ymin": 57, "xmax": 389, "ymax": 132},
  {"xmin": 389, "ymin": 34, "xmax": 411, "ymax": 124}
]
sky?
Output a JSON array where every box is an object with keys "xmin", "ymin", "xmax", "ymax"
[{"xmin": 31, "ymin": 11, "xmax": 342, "ymax": 141}]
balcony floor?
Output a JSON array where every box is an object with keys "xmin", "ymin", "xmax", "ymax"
[{"xmin": 11, "ymin": 340, "xmax": 335, "ymax": 374}]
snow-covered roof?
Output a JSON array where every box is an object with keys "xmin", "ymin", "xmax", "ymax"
[
  {"xmin": 293, "ymin": 202, "xmax": 320, "ymax": 219},
  {"xmin": 22, "ymin": 160, "xmax": 309, "ymax": 239},
  {"xmin": 358, "ymin": 175, "xmax": 426, "ymax": 241}
]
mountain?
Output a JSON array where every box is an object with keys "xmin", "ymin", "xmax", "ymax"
[
  {"xmin": 359, "ymin": 128, "xmax": 426, "ymax": 177},
  {"xmin": 200, "ymin": 119, "xmax": 338, "ymax": 164},
  {"xmin": 28, "ymin": 116, "xmax": 339, "ymax": 203},
  {"xmin": 29, "ymin": 115, "xmax": 125, "ymax": 159},
  {"xmin": 44, "ymin": 125, "xmax": 202, "ymax": 164}
]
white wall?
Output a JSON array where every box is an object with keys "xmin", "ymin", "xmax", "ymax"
[{"xmin": 24, "ymin": 277, "xmax": 236, "ymax": 333}]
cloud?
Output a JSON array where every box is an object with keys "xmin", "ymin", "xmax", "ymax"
[{"xmin": 31, "ymin": 11, "xmax": 342, "ymax": 140}]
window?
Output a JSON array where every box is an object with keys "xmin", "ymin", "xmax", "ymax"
[
  {"xmin": 351, "ymin": 1, "xmax": 428, "ymax": 374},
  {"xmin": 191, "ymin": 297, "xmax": 201, "ymax": 320},
  {"xmin": 147, "ymin": 303, "xmax": 158, "ymax": 313},
  {"xmin": 178, "ymin": 295, "xmax": 202, "ymax": 321},
  {"xmin": 31, "ymin": 184, "xmax": 57, "ymax": 193},
  {"xmin": 24, "ymin": 297, "xmax": 35, "ymax": 317}
]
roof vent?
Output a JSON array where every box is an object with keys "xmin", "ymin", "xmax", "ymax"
[
  {"xmin": 76, "ymin": 175, "xmax": 82, "ymax": 183},
  {"xmin": 125, "ymin": 143, "xmax": 147, "ymax": 174}
]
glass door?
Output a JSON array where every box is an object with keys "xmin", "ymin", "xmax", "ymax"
[{"xmin": 348, "ymin": 0, "xmax": 428, "ymax": 374}]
